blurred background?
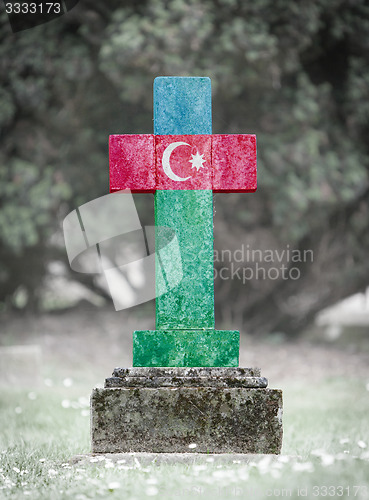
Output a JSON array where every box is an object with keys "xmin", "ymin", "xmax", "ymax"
[{"xmin": 1, "ymin": 0, "xmax": 369, "ymax": 384}]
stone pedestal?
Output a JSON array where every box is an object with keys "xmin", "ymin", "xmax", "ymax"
[
  {"xmin": 91, "ymin": 368, "xmax": 283, "ymax": 454},
  {"xmin": 133, "ymin": 330, "xmax": 239, "ymax": 366}
]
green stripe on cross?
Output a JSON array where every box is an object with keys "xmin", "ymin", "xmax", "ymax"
[
  {"xmin": 155, "ymin": 189, "xmax": 214, "ymax": 330},
  {"xmin": 133, "ymin": 77, "xmax": 239, "ymax": 367}
]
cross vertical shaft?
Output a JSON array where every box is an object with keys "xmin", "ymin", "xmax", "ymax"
[{"xmin": 154, "ymin": 77, "xmax": 214, "ymax": 330}]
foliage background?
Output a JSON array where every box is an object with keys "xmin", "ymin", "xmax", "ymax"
[{"xmin": 1, "ymin": 0, "xmax": 369, "ymax": 335}]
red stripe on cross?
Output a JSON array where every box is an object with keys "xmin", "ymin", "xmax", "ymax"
[
  {"xmin": 212, "ymin": 134, "xmax": 257, "ymax": 193},
  {"xmin": 109, "ymin": 134, "xmax": 257, "ymax": 193},
  {"xmin": 109, "ymin": 134, "xmax": 156, "ymax": 193}
]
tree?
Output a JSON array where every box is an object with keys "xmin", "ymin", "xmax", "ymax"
[{"xmin": 0, "ymin": 0, "xmax": 368, "ymax": 335}]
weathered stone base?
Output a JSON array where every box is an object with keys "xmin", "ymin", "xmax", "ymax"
[{"xmin": 91, "ymin": 368, "xmax": 283, "ymax": 454}]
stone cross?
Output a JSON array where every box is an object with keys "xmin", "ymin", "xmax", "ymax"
[{"xmin": 109, "ymin": 77, "xmax": 257, "ymax": 367}]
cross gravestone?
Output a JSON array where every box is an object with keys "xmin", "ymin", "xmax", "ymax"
[{"xmin": 91, "ymin": 77, "xmax": 283, "ymax": 454}]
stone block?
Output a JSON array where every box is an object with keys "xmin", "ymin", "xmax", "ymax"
[
  {"xmin": 155, "ymin": 135, "xmax": 212, "ymax": 190},
  {"xmin": 133, "ymin": 330, "xmax": 239, "ymax": 367},
  {"xmin": 107, "ymin": 367, "xmax": 265, "ymax": 388},
  {"xmin": 91, "ymin": 368, "xmax": 282, "ymax": 454},
  {"xmin": 112, "ymin": 367, "xmax": 261, "ymax": 377},
  {"xmin": 109, "ymin": 134, "xmax": 155, "ymax": 193},
  {"xmin": 155, "ymin": 190, "xmax": 215, "ymax": 330},
  {"xmin": 105, "ymin": 376, "xmax": 268, "ymax": 388},
  {"xmin": 212, "ymin": 134, "xmax": 257, "ymax": 193},
  {"xmin": 154, "ymin": 77, "xmax": 212, "ymax": 135}
]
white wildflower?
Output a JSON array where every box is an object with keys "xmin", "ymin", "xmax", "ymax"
[
  {"xmin": 238, "ymin": 467, "xmax": 249, "ymax": 481},
  {"xmin": 63, "ymin": 378, "xmax": 73, "ymax": 387},
  {"xmin": 321, "ymin": 454, "xmax": 335, "ymax": 466},
  {"xmin": 213, "ymin": 468, "xmax": 238, "ymax": 481},
  {"xmin": 311, "ymin": 449, "xmax": 325, "ymax": 457},
  {"xmin": 78, "ymin": 396, "xmax": 89, "ymax": 407},
  {"xmin": 193, "ymin": 464, "xmax": 207, "ymax": 472},
  {"xmin": 335, "ymin": 453, "xmax": 349, "ymax": 460},
  {"xmin": 108, "ymin": 482, "xmax": 121, "ymax": 490},
  {"xmin": 292, "ymin": 462, "xmax": 314, "ymax": 472},
  {"xmin": 271, "ymin": 468, "xmax": 281, "ymax": 479},
  {"xmin": 146, "ymin": 486, "xmax": 158, "ymax": 496},
  {"xmin": 256, "ymin": 455, "xmax": 272, "ymax": 473}
]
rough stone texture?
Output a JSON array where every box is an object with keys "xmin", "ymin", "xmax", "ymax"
[
  {"xmin": 156, "ymin": 135, "xmax": 212, "ymax": 190},
  {"xmin": 154, "ymin": 77, "xmax": 212, "ymax": 135},
  {"xmin": 109, "ymin": 134, "xmax": 155, "ymax": 193},
  {"xmin": 212, "ymin": 134, "xmax": 257, "ymax": 193},
  {"xmin": 105, "ymin": 377, "xmax": 268, "ymax": 389},
  {"xmin": 133, "ymin": 330, "xmax": 239, "ymax": 367},
  {"xmin": 105, "ymin": 376, "xmax": 267, "ymax": 388},
  {"xmin": 154, "ymin": 190, "xmax": 215, "ymax": 330},
  {"xmin": 112, "ymin": 367, "xmax": 261, "ymax": 377},
  {"xmin": 91, "ymin": 385, "xmax": 283, "ymax": 454}
]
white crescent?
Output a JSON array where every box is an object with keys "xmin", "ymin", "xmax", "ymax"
[{"xmin": 162, "ymin": 142, "xmax": 192, "ymax": 182}]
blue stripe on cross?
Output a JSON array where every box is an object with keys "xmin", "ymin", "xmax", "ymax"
[{"xmin": 109, "ymin": 77, "xmax": 257, "ymax": 367}]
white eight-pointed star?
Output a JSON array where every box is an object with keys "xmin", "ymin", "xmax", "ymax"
[{"xmin": 189, "ymin": 151, "xmax": 206, "ymax": 171}]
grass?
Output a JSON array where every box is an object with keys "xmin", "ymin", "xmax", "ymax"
[{"xmin": 0, "ymin": 377, "xmax": 369, "ymax": 499}]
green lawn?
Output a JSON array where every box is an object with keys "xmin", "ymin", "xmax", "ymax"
[{"xmin": 0, "ymin": 377, "xmax": 368, "ymax": 499}]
